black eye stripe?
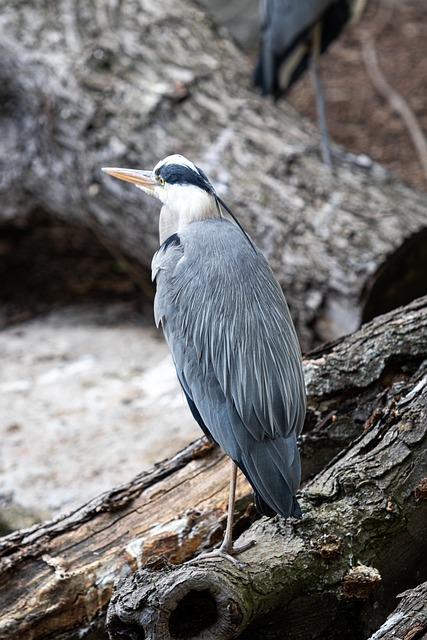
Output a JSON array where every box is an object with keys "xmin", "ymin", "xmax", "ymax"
[{"xmin": 155, "ymin": 164, "xmax": 214, "ymax": 193}]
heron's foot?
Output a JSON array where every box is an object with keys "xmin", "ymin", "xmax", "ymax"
[{"xmin": 187, "ymin": 539, "xmax": 255, "ymax": 569}]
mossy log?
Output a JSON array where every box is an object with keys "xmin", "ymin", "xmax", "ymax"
[
  {"xmin": 1, "ymin": 0, "xmax": 427, "ymax": 348},
  {"xmin": 0, "ymin": 297, "xmax": 426, "ymax": 640}
]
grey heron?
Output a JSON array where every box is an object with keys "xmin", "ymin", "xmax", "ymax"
[
  {"xmin": 102, "ymin": 155, "xmax": 306, "ymax": 562},
  {"xmin": 254, "ymin": 0, "xmax": 367, "ymax": 166}
]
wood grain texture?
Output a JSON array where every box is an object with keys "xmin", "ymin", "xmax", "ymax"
[
  {"xmin": 365, "ymin": 581, "xmax": 427, "ymax": 640},
  {"xmin": 0, "ymin": 297, "xmax": 426, "ymax": 640}
]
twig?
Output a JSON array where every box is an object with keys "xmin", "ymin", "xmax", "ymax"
[{"xmin": 361, "ymin": 36, "xmax": 427, "ymax": 185}]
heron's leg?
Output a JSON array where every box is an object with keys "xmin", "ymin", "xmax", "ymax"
[
  {"xmin": 219, "ymin": 460, "xmax": 238, "ymax": 554},
  {"xmin": 218, "ymin": 460, "xmax": 255, "ymax": 560},
  {"xmin": 310, "ymin": 23, "xmax": 333, "ymax": 169},
  {"xmin": 186, "ymin": 460, "xmax": 254, "ymax": 568}
]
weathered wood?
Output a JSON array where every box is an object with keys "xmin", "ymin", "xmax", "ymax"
[
  {"xmin": 106, "ymin": 310, "xmax": 427, "ymax": 639},
  {"xmin": 0, "ymin": 297, "xmax": 426, "ymax": 640},
  {"xmin": 1, "ymin": 0, "xmax": 427, "ymax": 348},
  {"xmin": 366, "ymin": 582, "xmax": 427, "ymax": 640}
]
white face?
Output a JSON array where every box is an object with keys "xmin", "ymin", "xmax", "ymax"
[
  {"xmin": 160, "ymin": 182, "xmax": 214, "ymax": 220},
  {"xmin": 102, "ymin": 154, "xmax": 219, "ymax": 237},
  {"xmin": 149, "ymin": 155, "xmax": 217, "ymax": 225},
  {"xmin": 136, "ymin": 155, "xmax": 205, "ymax": 204}
]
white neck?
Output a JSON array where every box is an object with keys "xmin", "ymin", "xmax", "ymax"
[
  {"xmin": 159, "ymin": 206, "xmax": 180, "ymax": 245},
  {"xmin": 158, "ymin": 184, "xmax": 220, "ymax": 244}
]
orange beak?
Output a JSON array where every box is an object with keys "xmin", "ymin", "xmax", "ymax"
[{"xmin": 102, "ymin": 167, "xmax": 157, "ymax": 191}]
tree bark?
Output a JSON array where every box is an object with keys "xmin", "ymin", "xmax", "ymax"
[
  {"xmin": 107, "ymin": 296, "xmax": 427, "ymax": 639},
  {"xmin": 1, "ymin": 0, "xmax": 427, "ymax": 348},
  {"xmin": 366, "ymin": 582, "xmax": 427, "ymax": 640},
  {"xmin": 0, "ymin": 297, "xmax": 426, "ymax": 640}
]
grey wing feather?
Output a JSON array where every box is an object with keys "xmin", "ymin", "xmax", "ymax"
[
  {"xmin": 255, "ymin": 0, "xmax": 333, "ymax": 95},
  {"xmin": 260, "ymin": 0, "xmax": 329, "ymax": 52},
  {"xmin": 152, "ymin": 219, "xmax": 306, "ymax": 518}
]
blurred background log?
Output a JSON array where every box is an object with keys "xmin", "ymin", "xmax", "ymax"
[
  {"xmin": 0, "ymin": 297, "xmax": 426, "ymax": 640},
  {"xmin": 0, "ymin": 0, "xmax": 426, "ymax": 349}
]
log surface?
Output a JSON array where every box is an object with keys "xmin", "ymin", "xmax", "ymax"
[
  {"xmin": 107, "ymin": 323, "xmax": 427, "ymax": 638},
  {"xmin": 0, "ymin": 297, "xmax": 426, "ymax": 640},
  {"xmin": 366, "ymin": 581, "xmax": 427, "ymax": 640}
]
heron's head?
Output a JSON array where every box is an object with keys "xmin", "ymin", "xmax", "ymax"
[{"xmin": 102, "ymin": 154, "xmax": 220, "ymax": 234}]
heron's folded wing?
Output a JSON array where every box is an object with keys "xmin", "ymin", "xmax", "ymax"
[{"xmin": 152, "ymin": 220, "xmax": 306, "ymax": 444}]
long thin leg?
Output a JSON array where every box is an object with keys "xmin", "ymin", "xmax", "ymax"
[
  {"xmin": 311, "ymin": 23, "xmax": 333, "ymax": 169},
  {"xmin": 219, "ymin": 460, "xmax": 238, "ymax": 554},
  {"xmin": 186, "ymin": 459, "xmax": 254, "ymax": 567}
]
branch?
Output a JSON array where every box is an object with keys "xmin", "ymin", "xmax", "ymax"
[
  {"xmin": 1, "ymin": 297, "xmax": 426, "ymax": 640},
  {"xmin": 107, "ymin": 348, "xmax": 427, "ymax": 638},
  {"xmin": 366, "ymin": 582, "xmax": 427, "ymax": 640},
  {"xmin": 362, "ymin": 37, "xmax": 427, "ymax": 184}
]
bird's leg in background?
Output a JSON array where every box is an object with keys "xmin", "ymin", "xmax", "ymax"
[{"xmin": 311, "ymin": 22, "xmax": 333, "ymax": 169}]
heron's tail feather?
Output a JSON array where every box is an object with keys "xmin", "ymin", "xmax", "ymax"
[
  {"xmin": 237, "ymin": 433, "xmax": 301, "ymax": 520},
  {"xmin": 254, "ymin": 493, "xmax": 276, "ymax": 517}
]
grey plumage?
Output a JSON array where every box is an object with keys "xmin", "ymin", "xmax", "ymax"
[
  {"xmin": 254, "ymin": 0, "xmax": 367, "ymax": 98},
  {"xmin": 152, "ymin": 218, "xmax": 305, "ymax": 519},
  {"xmin": 102, "ymin": 154, "xmax": 306, "ymax": 544},
  {"xmin": 254, "ymin": 0, "xmax": 367, "ymax": 168}
]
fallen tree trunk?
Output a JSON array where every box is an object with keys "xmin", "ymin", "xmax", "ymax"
[
  {"xmin": 107, "ymin": 337, "xmax": 427, "ymax": 638},
  {"xmin": 1, "ymin": 0, "xmax": 427, "ymax": 348},
  {"xmin": 0, "ymin": 297, "xmax": 426, "ymax": 640}
]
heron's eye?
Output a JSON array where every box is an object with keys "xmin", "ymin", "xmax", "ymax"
[{"xmin": 157, "ymin": 176, "xmax": 165, "ymax": 186}]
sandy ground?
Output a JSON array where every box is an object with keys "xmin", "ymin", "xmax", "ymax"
[{"xmin": 0, "ymin": 304, "xmax": 200, "ymax": 525}]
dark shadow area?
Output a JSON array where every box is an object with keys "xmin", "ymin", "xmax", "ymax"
[
  {"xmin": 168, "ymin": 589, "xmax": 218, "ymax": 639},
  {"xmin": 238, "ymin": 592, "xmax": 365, "ymax": 640},
  {"xmin": 0, "ymin": 209, "xmax": 154, "ymax": 328},
  {"xmin": 361, "ymin": 227, "xmax": 427, "ymax": 324},
  {"xmin": 107, "ymin": 619, "xmax": 146, "ymax": 640}
]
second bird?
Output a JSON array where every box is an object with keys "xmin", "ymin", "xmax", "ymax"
[
  {"xmin": 103, "ymin": 155, "xmax": 306, "ymax": 561},
  {"xmin": 254, "ymin": 0, "xmax": 367, "ymax": 166}
]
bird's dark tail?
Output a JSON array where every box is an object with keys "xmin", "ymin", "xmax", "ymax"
[
  {"xmin": 254, "ymin": 492, "xmax": 302, "ymax": 519},
  {"xmin": 254, "ymin": 493, "xmax": 276, "ymax": 517},
  {"xmin": 236, "ymin": 431, "xmax": 302, "ymax": 520}
]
